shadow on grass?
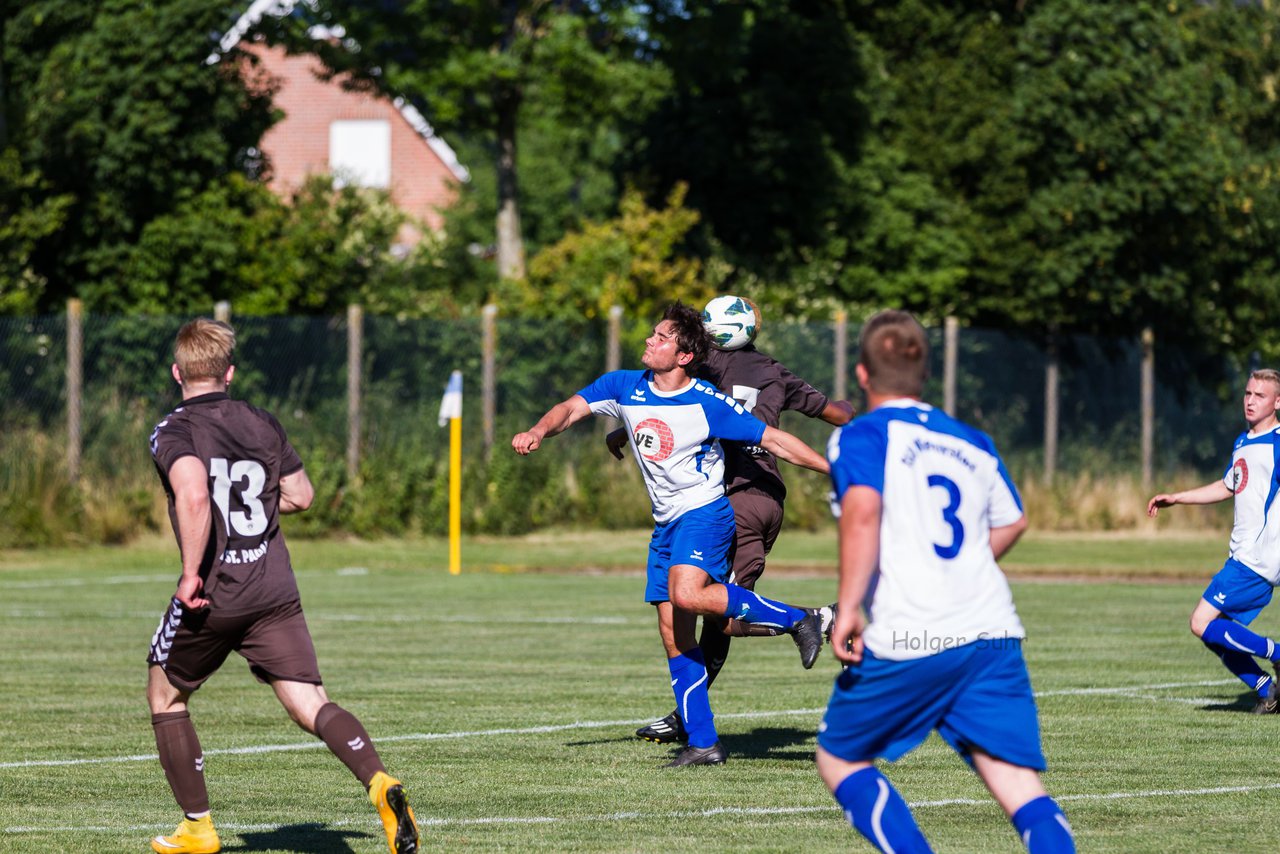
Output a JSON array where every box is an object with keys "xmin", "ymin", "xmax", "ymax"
[
  {"xmin": 1201, "ymin": 690, "xmax": 1265, "ymax": 714},
  {"xmin": 565, "ymin": 725, "xmax": 816, "ymax": 761},
  {"xmin": 228, "ymin": 822, "xmax": 374, "ymax": 853},
  {"xmin": 720, "ymin": 726, "xmax": 815, "ymax": 761}
]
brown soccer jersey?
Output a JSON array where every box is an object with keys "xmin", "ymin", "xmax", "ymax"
[
  {"xmin": 149, "ymin": 392, "xmax": 304, "ymax": 615},
  {"xmin": 699, "ymin": 346, "xmax": 830, "ymax": 499}
]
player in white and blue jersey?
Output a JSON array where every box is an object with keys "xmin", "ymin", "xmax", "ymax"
[
  {"xmin": 817, "ymin": 310, "xmax": 1074, "ymax": 854},
  {"xmin": 512, "ymin": 303, "xmax": 831, "ymax": 767},
  {"xmin": 1148, "ymin": 368, "xmax": 1280, "ymax": 715}
]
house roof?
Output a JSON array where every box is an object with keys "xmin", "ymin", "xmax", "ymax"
[{"xmin": 209, "ymin": 0, "xmax": 469, "ymax": 183}]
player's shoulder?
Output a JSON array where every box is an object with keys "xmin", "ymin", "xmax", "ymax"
[
  {"xmin": 591, "ymin": 368, "xmax": 646, "ymax": 392},
  {"xmin": 149, "ymin": 403, "xmax": 192, "ymax": 453},
  {"xmin": 706, "ymin": 344, "xmax": 776, "ymax": 376},
  {"xmin": 849, "ymin": 401, "xmax": 998, "ymax": 454},
  {"xmin": 687, "ymin": 377, "xmax": 750, "ymax": 413},
  {"xmin": 150, "ymin": 393, "xmax": 225, "ymax": 436},
  {"xmin": 1233, "ymin": 426, "xmax": 1280, "ymax": 451}
]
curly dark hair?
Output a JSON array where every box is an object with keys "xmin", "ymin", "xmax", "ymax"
[{"xmin": 662, "ymin": 302, "xmax": 711, "ymax": 374}]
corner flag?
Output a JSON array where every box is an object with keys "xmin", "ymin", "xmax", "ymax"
[
  {"xmin": 438, "ymin": 370, "xmax": 463, "ymax": 426},
  {"xmin": 439, "ymin": 370, "xmax": 463, "ymax": 575}
]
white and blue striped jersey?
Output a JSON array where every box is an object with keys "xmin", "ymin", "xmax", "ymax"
[
  {"xmin": 578, "ymin": 370, "xmax": 767, "ymax": 524},
  {"xmin": 1222, "ymin": 426, "xmax": 1280, "ymax": 584},
  {"xmin": 827, "ymin": 399, "xmax": 1026, "ymax": 661}
]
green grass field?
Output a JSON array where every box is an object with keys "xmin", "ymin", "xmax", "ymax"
[{"xmin": 2, "ymin": 530, "xmax": 1275, "ymax": 853}]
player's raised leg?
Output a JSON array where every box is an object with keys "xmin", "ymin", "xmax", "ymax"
[{"xmin": 671, "ymin": 566, "xmax": 824, "ymax": 668}]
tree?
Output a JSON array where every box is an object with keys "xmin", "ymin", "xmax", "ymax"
[
  {"xmin": 627, "ymin": 0, "xmax": 868, "ymax": 278},
  {"xmin": 1007, "ymin": 0, "xmax": 1277, "ymax": 354},
  {"xmin": 7, "ymin": 0, "xmax": 278, "ymax": 310},
  {"xmin": 519, "ymin": 183, "xmax": 710, "ymax": 321},
  {"xmin": 0, "ymin": 150, "xmax": 71, "ymax": 313},
  {"xmin": 277, "ymin": 0, "xmax": 668, "ymax": 284}
]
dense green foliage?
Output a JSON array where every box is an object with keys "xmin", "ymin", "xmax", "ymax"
[{"xmin": 2, "ymin": 0, "xmax": 1279, "ymax": 355}]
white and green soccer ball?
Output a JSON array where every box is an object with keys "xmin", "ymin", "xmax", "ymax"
[{"xmin": 702, "ymin": 295, "xmax": 758, "ymax": 351}]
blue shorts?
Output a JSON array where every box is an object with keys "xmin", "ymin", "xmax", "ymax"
[
  {"xmin": 645, "ymin": 498, "xmax": 735, "ymax": 603},
  {"xmin": 1202, "ymin": 558, "xmax": 1274, "ymax": 625},
  {"xmin": 817, "ymin": 640, "xmax": 1046, "ymax": 771}
]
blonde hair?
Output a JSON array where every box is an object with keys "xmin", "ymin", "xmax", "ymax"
[
  {"xmin": 858, "ymin": 309, "xmax": 928, "ymax": 397},
  {"xmin": 174, "ymin": 318, "xmax": 235, "ymax": 383},
  {"xmin": 1252, "ymin": 368, "xmax": 1280, "ymax": 392}
]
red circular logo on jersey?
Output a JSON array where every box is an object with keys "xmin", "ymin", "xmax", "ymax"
[
  {"xmin": 634, "ymin": 418, "xmax": 675, "ymax": 462},
  {"xmin": 1233, "ymin": 458, "xmax": 1249, "ymax": 494}
]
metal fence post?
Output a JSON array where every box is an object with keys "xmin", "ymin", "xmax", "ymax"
[
  {"xmin": 214, "ymin": 301, "xmax": 231, "ymax": 323},
  {"xmin": 66, "ymin": 299, "xmax": 82, "ymax": 484},
  {"xmin": 346, "ymin": 304, "xmax": 362, "ymax": 482}
]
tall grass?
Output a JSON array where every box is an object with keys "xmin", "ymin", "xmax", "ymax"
[{"xmin": 0, "ymin": 416, "xmax": 1230, "ymax": 548}]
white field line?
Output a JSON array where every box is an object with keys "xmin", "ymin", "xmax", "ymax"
[
  {"xmin": 0, "ymin": 573, "xmax": 175, "ymax": 589},
  {"xmin": 0, "ymin": 680, "xmax": 1240, "ymax": 771},
  {"xmin": 9, "ymin": 782, "xmax": 1280, "ymax": 836},
  {"xmin": 0, "ymin": 568, "xmax": 374, "ymax": 590},
  {"xmin": 0, "ymin": 608, "xmax": 631, "ymax": 625}
]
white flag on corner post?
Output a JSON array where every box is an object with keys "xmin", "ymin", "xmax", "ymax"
[{"xmin": 438, "ymin": 370, "xmax": 462, "ymax": 426}]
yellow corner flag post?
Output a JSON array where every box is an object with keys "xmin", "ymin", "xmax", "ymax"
[{"xmin": 438, "ymin": 370, "xmax": 463, "ymax": 575}]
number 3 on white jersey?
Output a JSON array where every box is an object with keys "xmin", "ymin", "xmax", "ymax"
[
  {"xmin": 210, "ymin": 457, "xmax": 268, "ymax": 537},
  {"xmin": 927, "ymin": 474, "xmax": 964, "ymax": 559}
]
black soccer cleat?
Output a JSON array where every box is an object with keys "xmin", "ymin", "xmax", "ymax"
[
  {"xmin": 663, "ymin": 741, "xmax": 728, "ymax": 767},
  {"xmin": 790, "ymin": 610, "xmax": 825, "ymax": 669},
  {"xmin": 1253, "ymin": 680, "xmax": 1279, "ymax": 715},
  {"xmin": 636, "ymin": 710, "xmax": 688, "ymax": 744}
]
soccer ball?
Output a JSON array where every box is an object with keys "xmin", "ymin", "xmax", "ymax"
[{"xmin": 702, "ymin": 295, "xmax": 758, "ymax": 351}]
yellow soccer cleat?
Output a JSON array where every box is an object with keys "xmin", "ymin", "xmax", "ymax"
[
  {"xmin": 368, "ymin": 771, "xmax": 420, "ymax": 853},
  {"xmin": 151, "ymin": 814, "xmax": 220, "ymax": 854}
]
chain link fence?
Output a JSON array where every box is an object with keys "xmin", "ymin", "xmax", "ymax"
[{"xmin": 0, "ymin": 307, "xmax": 1246, "ymax": 545}]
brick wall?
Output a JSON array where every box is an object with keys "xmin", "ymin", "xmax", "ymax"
[{"xmin": 246, "ymin": 43, "xmax": 460, "ymax": 241}]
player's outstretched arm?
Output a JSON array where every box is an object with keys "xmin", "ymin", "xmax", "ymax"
[
  {"xmin": 1147, "ymin": 480, "xmax": 1232, "ymax": 517},
  {"xmin": 512, "ymin": 395, "xmax": 592, "ymax": 455},
  {"xmin": 820, "ymin": 399, "xmax": 855, "ymax": 426},
  {"xmin": 759, "ymin": 425, "xmax": 829, "ymax": 474}
]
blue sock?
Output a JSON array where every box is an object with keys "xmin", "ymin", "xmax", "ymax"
[
  {"xmin": 1201, "ymin": 618, "xmax": 1277, "ymax": 660},
  {"xmin": 668, "ymin": 650, "xmax": 717, "ymax": 748},
  {"xmin": 832, "ymin": 767, "xmax": 932, "ymax": 854},
  {"xmin": 1203, "ymin": 640, "xmax": 1272, "ymax": 696},
  {"xmin": 722, "ymin": 583, "xmax": 806, "ymax": 630},
  {"xmin": 1011, "ymin": 795, "xmax": 1074, "ymax": 853}
]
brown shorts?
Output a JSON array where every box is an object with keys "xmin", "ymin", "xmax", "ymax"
[
  {"xmin": 726, "ymin": 487, "xmax": 784, "ymax": 590},
  {"xmin": 147, "ymin": 597, "xmax": 322, "ymax": 693}
]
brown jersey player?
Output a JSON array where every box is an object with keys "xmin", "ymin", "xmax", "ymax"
[{"xmin": 145, "ymin": 318, "xmax": 419, "ymax": 854}]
